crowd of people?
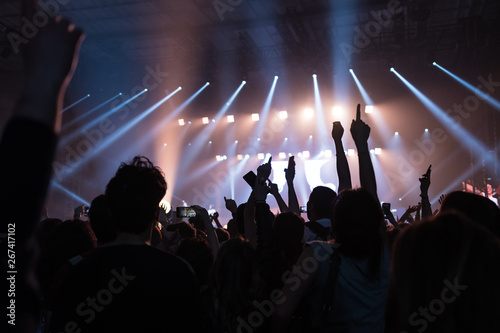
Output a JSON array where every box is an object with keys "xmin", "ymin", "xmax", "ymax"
[{"xmin": 2, "ymin": 13, "xmax": 500, "ymax": 333}]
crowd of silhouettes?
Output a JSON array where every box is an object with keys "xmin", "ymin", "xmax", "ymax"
[{"xmin": 2, "ymin": 10, "xmax": 500, "ymax": 333}]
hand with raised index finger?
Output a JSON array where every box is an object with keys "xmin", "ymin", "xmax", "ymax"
[{"xmin": 350, "ymin": 104, "xmax": 371, "ymax": 146}]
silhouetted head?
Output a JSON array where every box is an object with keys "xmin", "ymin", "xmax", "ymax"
[
  {"xmin": 440, "ymin": 191, "xmax": 500, "ymax": 238},
  {"xmin": 88, "ymin": 194, "xmax": 116, "ymax": 244},
  {"xmin": 331, "ymin": 188, "xmax": 384, "ymax": 259},
  {"xmin": 105, "ymin": 156, "xmax": 167, "ymax": 234},
  {"xmin": 36, "ymin": 219, "xmax": 97, "ymax": 294},
  {"xmin": 389, "ymin": 212, "xmax": 500, "ymax": 333},
  {"xmin": 273, "ymin": 212, "xmax": 304, "ymax": 268},
  {"xmin": 176, "ymin": 236, "xmax": 213, "ymax": 288},
  {"xmin": 307, "ymin": 186, "xmax": 337, "ymax": 221}
]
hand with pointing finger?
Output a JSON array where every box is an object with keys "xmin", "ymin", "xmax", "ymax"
[{"xmin": 350, "ymin": 104, "xmax": 371, "ymax": 148}]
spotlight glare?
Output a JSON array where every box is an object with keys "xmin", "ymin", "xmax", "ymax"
[
  {"xmin": 206, "ymin": 82, "xmax": 210, "ymax": 85},
  {"xmin": 257, "ymin": 138, "xmax": 261, "ymax": 141},
  {"xmin": 365, "ymin": 105, "xmax": 374, "ymax": 113},
  {"xmin": 312, "ymin": 74, "xmax": 317, "ymax": 78},
  {"xmin": 274, "ymin": 75, "xmax": 278, "ymax": 79},
  {"xmin": 284, "ymin": 137, "xmax": 288, "ymax": 141},
  {"xmin": 390, "ymin": 67, "xmax": 395, "ymax": 72},
  {"xmin": 370, "ymin": 149, "xmax": 375, "ymax": 154},
  {"xmin": 395, "ymin": 131, "xmax": 399, "ymax": 135},
  {"xmin": 222, "ymin": 155, "xmax": 227, "ymax": 160},
  {"xmin": 309, "ymin": 135, "xmax": 313, "ymax": 139},
  {"xmin": 178, "ymin": 119, "xmax": 185, "ymax": 126},
  {"xmin": 252, "ymin": 113, "xmax": 260, "ymax": 121},
  {"xmin": 227, "ymin": 115, "xmax": 235, "ymax": 123},
  {"xmin": 163, "ymin": 143, "xmax": 167, "ymax": 147},
  {"xmin": 348, "ymin": 149, "xmax": 355, "ymax": 156},
  {"xmin": 324, "ymin": 150, "xmax": 332, "ymax": 157},
  {"xmin": 242, "ymin": 80, "xmax": 247, "ymax": 85},
  {"xmin": 349, "ymin": 69, "xmax": 353, "ymax": 73},
  {"xmin": 178, "ymin": 86, "xmax": 182, "ymax": 90},
  {"xmin": 302, "ymin": 151, "xmax": 310, "ymax": 159},
  {"xmin": 425, "ymin": 128, "xmax": 429, "ymax": 132},
  {"xmin": 332, "ymin": 106, "xmax": 342, "ymax": 115},
  {"xmin": 399, "ymin": 198, "xmax": 402, "ymax": 201},
  {"xmin": 258, "ymin": 153, "xmax": 265, "ymax": 160},
  {"xmin": 202, "ymin": 117, "xmax": 209, "ymax": 124},
  {"xmin": 245, "ymin": 154, "xmax": 250, "ymax": 159},
  {"xmin": 374, "ymin": 148, "xmax": 382, "ymax": 155},
  {"xmin": 237, "ymin": 154, "xmax": 243, "ymax": 160},
  {"xmin": 279, "ymin": 111, "xmax": 288, "ymax": 119},
  {"xmin": 279, "ymin": 152, "xmax": 286, "ymax": 159},
  {"xmin": 209, "ymin": 141, "xmax": 212, "ymax": 144},
  {"xmin": 298, "ymin": 152, "xmax": 302, "ymax": 157},
  {"xmin": 304, "ymin": 108, "xmax": 314, "ymax": 118},
  {"xmin": 235, "ymin": 140, "xmax": 238, "ymax": 143},
  {"xmin": 144, "ymin": 88, "xmax": 148, "ymax": 92},
  {"xmin": 432, "ymin": 62, "xmax": 437, "ymax": 66},
  {"xmin": 216, "ymin": 155, "xmax": 222, "ymax": 161}
]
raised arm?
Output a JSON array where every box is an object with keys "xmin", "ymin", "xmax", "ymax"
[
  {"xmin": 269, "ymin": 183, "xmax": 289, "ymax": 213},
  {"xmin": 350, "ymin": 104, "xmax": 378, "ymax": 202},
  {"xmin": 332, "ymin": 121, "xmax": 352, "ymax": 192},
  {"xmin": 419, "ymin": 165, "xmax": 433, "ymax": 218},
  {"xmin": 285, "ymin": 156, "xmax": 300, "ymax": 214}
]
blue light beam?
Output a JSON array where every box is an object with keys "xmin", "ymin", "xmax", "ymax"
[
  {"xmin": 62, "ymin": 94, "xmax": 91, "ymax": 113},
  {"xmin": 433, "ymin": 63, "xmax": 500, "ymax": 110},
  {"xmin": 63, "ymin": 93, "xmax": 122, "ymax": 130}
]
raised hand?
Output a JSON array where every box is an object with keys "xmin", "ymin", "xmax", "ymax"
[
  {"xmin": 350, "ymin": 104, "xmax": 371, "ymax": 147},
  {"xmin": 257, "ymin": 155, "xmax": 272, "ymax": 180},
  {"xmin": 419, "ymin": 165, "xmax": 432, "ymax": 195},
  {"xmin": 253, "ymin": 177, "xmax": 270, "ymax": 202},
  {"xmin": 224, "ymin": 196, "xmax": 237, "ymax": 214},
  {"xmin": 269, "ymin": 183, "xmax": 280, "ymax": 196},
  {"xmin": 331, "ymin": 121, "xmax": 344, "ymax": 142},
  {"xmin": 284, "ymin": 156, "xmax": 295, "ymax": 183}
]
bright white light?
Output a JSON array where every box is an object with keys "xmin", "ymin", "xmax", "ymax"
[
  {"xmin": 209, "ymin": 141, "xmax": 212, "ymax": 144},
  {"xmin": 432, "ymin": 62, "xmax": 437, "ymax": 66},
  {"xmin": 245, "ymin": 154, "xmax": 250, "ymax": 159},
  {"xmin": 178, "ymin": 119, "xmax": 185, "ymax": 126},
  {"xmin": 279, "ymin": 111, "xmax": 288, "ymax": 119},
  {"xmin": 237, "ymin": 154, "xmax": 243, "ymax": 160},
  {"xmin": 390, "ymin": 67, "xmax": 395, "ymax": 72},
  {"xmin": 258, "ymin": 153, "xmax": 265, "ymax": 160},
  {"xmin": 395, "ymin": 131, "xmax": 399, "ymax": 135},
  {"xmin": 324, "ymin": 150, "xmax": 332, "ymax": 157},
  {"xmin": 222, "ymin": 155, "xmax": 227, "ymax": 160},
  {"xmin": 163, "ymin": 143, "xmax": 167, "ymax": 147},
  {"xmin": 279, "ymin": 152, "xmax": 286, "ymax": 159},
  {"xmin": 399, "ymin": 198, "xmax": 402, "ymax": 201},
  {"xmin": 235, "ymin": 140, "xmax": 238, "ymax": 143},
  {"xmin": 374, "ymin": 148, "xmax": 382, "ymax": 155},
  {"xmin": 391, "ymin": 209, "xmax": 397, "ymax": 212},
  {"xmin": 309, "ymin": 135, "xmax": 313, "ymax": 139},
  {"xmin": 349, "ymin": 69, "xmax": 353, "ymax": 73},
  {"xmin": 302, "ymin": 151, "xmax": 310, "ymax": 159},
  {"xmin": 257, "ymin": 138, "xmax": 261, "ymax": 141},
  {"xmin": 312, "ymin": 74, "xmax": 317, "ymax": 78},
  {"xmin": 159, "ymin": 200, "xmax": 171, "ymax": 214},
  {"xmin": 274, "ymin": 75, "xmax": 279, "ymax": 79},
  {"xmin": 206, "ymin": 82, "xmax": 210, "ymax": 85},
  {"xmin": 304, "ymin": 108, "xmax": 314, "ymax": 118},
  {"xmin": 252, "ymin": 113, "xmax": 260, "ymax": 121},
  {"xmin": 365, "ymin": 105, "xmax": 374, "ymax": 113},
  {"xmin": 216, "ymin": 155, "xmax": 222, "ymax": 161},
  {"xmin": 202, "ymin": 117, "xmax": 209, "ymax": 124},
  {"xmin": 227, "ymin": 115, "xmax": 235, "ymax": 123},
  {"xmin": 298, "ymin": 152, "xmax": 303, "ymax": 157},
  {"xmin": 348, "ymin": 149, "xmax": 355, "ymax": 156},
  {"xmin": 284, "ymin": 137, "xmax": 288, "ymax": 141},
  {"xmin": 332, "ymin": 106, "xmax": 343, "ymax": 115},
  {"xmin": 425, "ymin": 128, "xmax": 429, "ymax": 132},
  {"xmin": 370, "ymin": 149, "xmax": 375, "ymax": 154}
]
